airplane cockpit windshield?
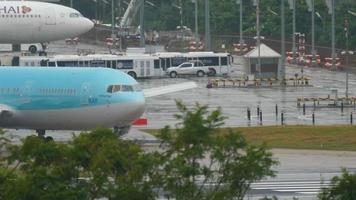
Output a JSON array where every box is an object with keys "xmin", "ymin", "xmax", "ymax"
[
  {"xmin": 107, "ymin": 84, "xmax": 142, "ymax": 93},
  {"xmin": 69, "ymin": 13, "xmax": 83, "ymax": 18}
]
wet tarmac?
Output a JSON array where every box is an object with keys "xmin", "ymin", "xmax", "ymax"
[{"xmin": 141, "ymin": 64, "xmax": 356, "ymax": 128}]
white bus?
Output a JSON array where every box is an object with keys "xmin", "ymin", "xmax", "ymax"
[
  {"xmin": 18, "ymin": 51, "xmax": 232, "ymax": 78},
  {"xmin": 154, "ymin": 52, "xmax": 232, "ymax": 76},
  {"xmin": 19, "ymin": 54, "xmax": 164, "ymax": 79}
]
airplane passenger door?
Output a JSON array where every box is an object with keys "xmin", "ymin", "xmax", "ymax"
[
  {"xmin": 80, "ymin": 83, "xmax": 90, "ymax": 105},
  {"xmin": 22, "ymin": 81, "xmax": 33, "ymax": 102},
  {"xmin": 45, "ymin": 7, "xmax": 57, "ymax": 25}
]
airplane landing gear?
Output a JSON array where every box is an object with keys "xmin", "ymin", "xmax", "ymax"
[
  {"xmin": 36, "ymin": 129, "xmax": 53, "ymax": 142},
  {"xmin": 39, "ymin": 43, "xmax": 48, "ymax": 56},
  {"xmin": 113, "ymin": 126, "xmax": 131, "ymax": 136},
  {"xmin": 36, "ymin": 129, "xmax": 45, "ymax": 137}
]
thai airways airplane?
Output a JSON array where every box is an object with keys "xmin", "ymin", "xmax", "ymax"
[
  {"xmin": 0, "ymin": 67, "xmax": 197, "ymax": 139},
  {"xmin": 0, "ymin": 1, "xmax": 94, "ymax": 43}
]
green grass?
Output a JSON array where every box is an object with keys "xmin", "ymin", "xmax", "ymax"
[{"xmin": 144, "ymin": 125, "xmax": 356, "ymax": 151}]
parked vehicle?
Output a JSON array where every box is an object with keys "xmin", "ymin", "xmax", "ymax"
[
  {"xmin": 166, "ymin": 62, "xmax": 210, "ymax": 78},
  {"xmin": 0, "ymin": 43, "xmax": 43, "ymax": 54}
]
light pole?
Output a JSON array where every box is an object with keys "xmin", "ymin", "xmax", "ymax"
[
  {"xmin": 177, "ymin": 0, "xmax": 184, "ymax": 49},
  {"xmin": 325, "ymin": 0, "xmax": 336, "ymax": 70},
  {"xmin": 111, "ymin": 0, "xmax": 116, "ymax": 39},
  {"xmin": 288, "ymin": 0, "xmax": 296, "ymax": 64},
  {"xmin": 254, "ymin": 0, "xmax": 262, "ymax": 78},
  {"xmin": 311, "ymin": 0, "xmax": 316, "ymax": 65},
  {"xmin": 70, "ymin": 0, "xmax": 73, "ymax": 7},
  {"xmin": 205, "ymin": 0, "xmax": 211, "ymax": 50},
  {"xmin": 341, "ymin": 19, "xmax": 354, "ymax": 99},
  {"xmin": 281, "ymin": 0, "xmax": 286, "ymax": 82},
  {"xmin": 305, "ymin": 0, "xmax": 316, "ymax": 65},
  {"xmin": 331, "ymin": 0, "xmax": 336, "ymax": 70},
  {"xmin": 236, "ymin": 0, "xmax": 244, "ymax": 54},
  {"xmin": 140, "ymin": 0, "xmax": 145, "ymax": 47},
  {"xmin": 192, "ymin": 0, "xmax": 199, "ymax": 47}
]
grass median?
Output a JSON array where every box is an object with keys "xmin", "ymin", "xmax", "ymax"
[{"xmin": 144, "ymin": 125, "xmax": 356, "ymax": 151}]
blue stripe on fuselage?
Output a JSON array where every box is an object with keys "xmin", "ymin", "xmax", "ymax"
[{"xmin": 0, "ymin": 67, "xmax": 144, "ymax": 111}]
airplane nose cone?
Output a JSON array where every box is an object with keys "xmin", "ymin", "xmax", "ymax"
[
  {"xmin": 80, "ymin": 18, "xmax": 94, "ymax": 34},
  {"xmin": 130, "ymin": 93, "xmax": 146, "ymax": 120},
  {"xmin": 85, "ymin": 19, "xmax": 95, "ymax": 31}
]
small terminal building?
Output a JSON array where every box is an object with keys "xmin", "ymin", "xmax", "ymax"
[{"xmin": 243, "ymin": 43, "xmax": 281, "ymax": 79}]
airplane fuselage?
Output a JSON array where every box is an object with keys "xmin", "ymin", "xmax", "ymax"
[
  {"xmin": 0, "ymin": 1, "xmax": 94, "ymax": 43},
  {"xmin": 0, "ymin": 67, "xmax": 145, "ymax": 131}
]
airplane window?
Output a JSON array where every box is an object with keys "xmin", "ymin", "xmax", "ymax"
[
  {"xmin": 107, "ymin": 85, "xmax": 121, "ymax": 93},
  {"xmin": 121, "ymin": 85, "xmax": 134, "ymax": 92},
  {"xmin": 70, "ymin": 13, "xmax": 80, "ymax": 18},
  {"xmin": 133, "ymin": 84, "xmax": 142, "ymax": 92},
  {"xmin": 107, "ymin": 84, "xmax": 142, "ymax": 93}
]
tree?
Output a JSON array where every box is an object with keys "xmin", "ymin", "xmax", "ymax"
[
  {"xmin": 0, "ymin": 128, "xmax": 160, "ymax": 200},
  {"xmin": 318, "ymin": 169, "xmax": 356, "ymax": 200},
  {"xmin": 156, "ymin": 100, "xmax": 278, "ymax": 200}
]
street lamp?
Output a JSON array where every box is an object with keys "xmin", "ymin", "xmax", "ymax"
[
  {"xmin": 192, "ymin": 0, "xmax": 199, "ymax": 47},
  {"xmin": 205, "ymin": 0, "xmax": 211, "ymax": 50},
  {"xmin": 281, "ymin": 0, "xmax": 286, "ymax": 82},
  {"xmin": 253, "ymin": 0, "xmax": 262, "ymax": 77},
  {"xmin": 111, "ymin": 0, "xmax": 116, "ymax": 39},
  {"xmin": 341, "ymin": 18, "xmax": 354, "ymax": 99},
  {"xmin": 324, "ymin": 0, "xmax": 336, "ymax": 70},
  {"xmin": 236, "ymin": 0, "xmax": 244, "ymax": 54},
  {"xmin": 305, "ymin": 0, "xmax": 316, "ymax": 66},
  {"xmin": 140, "ymin": 0, "xmax": 145, "ymax": 47},
  {"xmin": 287, "ymin": 0, "xmax": 297, "ymax": 64}
]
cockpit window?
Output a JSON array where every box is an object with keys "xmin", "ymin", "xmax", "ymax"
[
  {"xmin": 133, "ymin": 84, "xmax": 142, "ymax": 92},
  {"xmin": 107, "ymin": 84, "xmax": 141, "ymax": 93},
  {"xmin": 70, "ymin": 13, "xmax": 80, "ymax": 18},
  {"xmin": 107, "ymin": 85, "xmax": 121, "ymax": 93},
  {"xmin": 121, "ymin": 85, "xmax": 133, "ymax": 92}
]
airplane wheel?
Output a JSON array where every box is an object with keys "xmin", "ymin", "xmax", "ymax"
[
  {"xmin": 36, "ymin": 129, "xmax": 46, "ymax": 138},
  {"xmin": 113, "ymin": 126, "xmax": 131, "ymax": 136},
  {"xmin": 45, "ymin": 136, "xmax": 54, "ymax": 142}
]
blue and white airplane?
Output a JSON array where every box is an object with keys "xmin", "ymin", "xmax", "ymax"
[{"xmin": 0, "ymin": 67, "xmax": 196, "ymax": 138}]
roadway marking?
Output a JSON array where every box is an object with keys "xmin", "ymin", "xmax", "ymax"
[{"xmin": 250, "ymin": 180, "xmax": 331, "ymax": 196}]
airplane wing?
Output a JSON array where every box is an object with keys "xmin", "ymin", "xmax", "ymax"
[
  {"xmin": 143, "ymin": 81, "xmax": 198, "ymax": 98},
  {"xmin": 0, "ymin": 104, "xmax": 14, "ymax": 119}
]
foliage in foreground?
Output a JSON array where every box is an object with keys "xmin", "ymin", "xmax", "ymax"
[
  {"xmin": 318, "ymin": 169, "xmax": 356, "ymax": 200},
  {"xmin": 156, "ymin": 101, "xmax": 278, "ymax": 200},
  {"xmin": 0, "ymin": 128, "xmax": 159, "ymax": 200},
  {"xmin": 0, "ymin": 101, "xmax": 277, "ymax": 200}
]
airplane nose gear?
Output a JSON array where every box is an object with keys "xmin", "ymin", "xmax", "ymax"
[
  {"xmin": 36, "ymin": 129, "xmax": 53, "ymax": 142},
  {"xmin": 113, "ymin": 126, "xmax": 131, "ymax": 136}
]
